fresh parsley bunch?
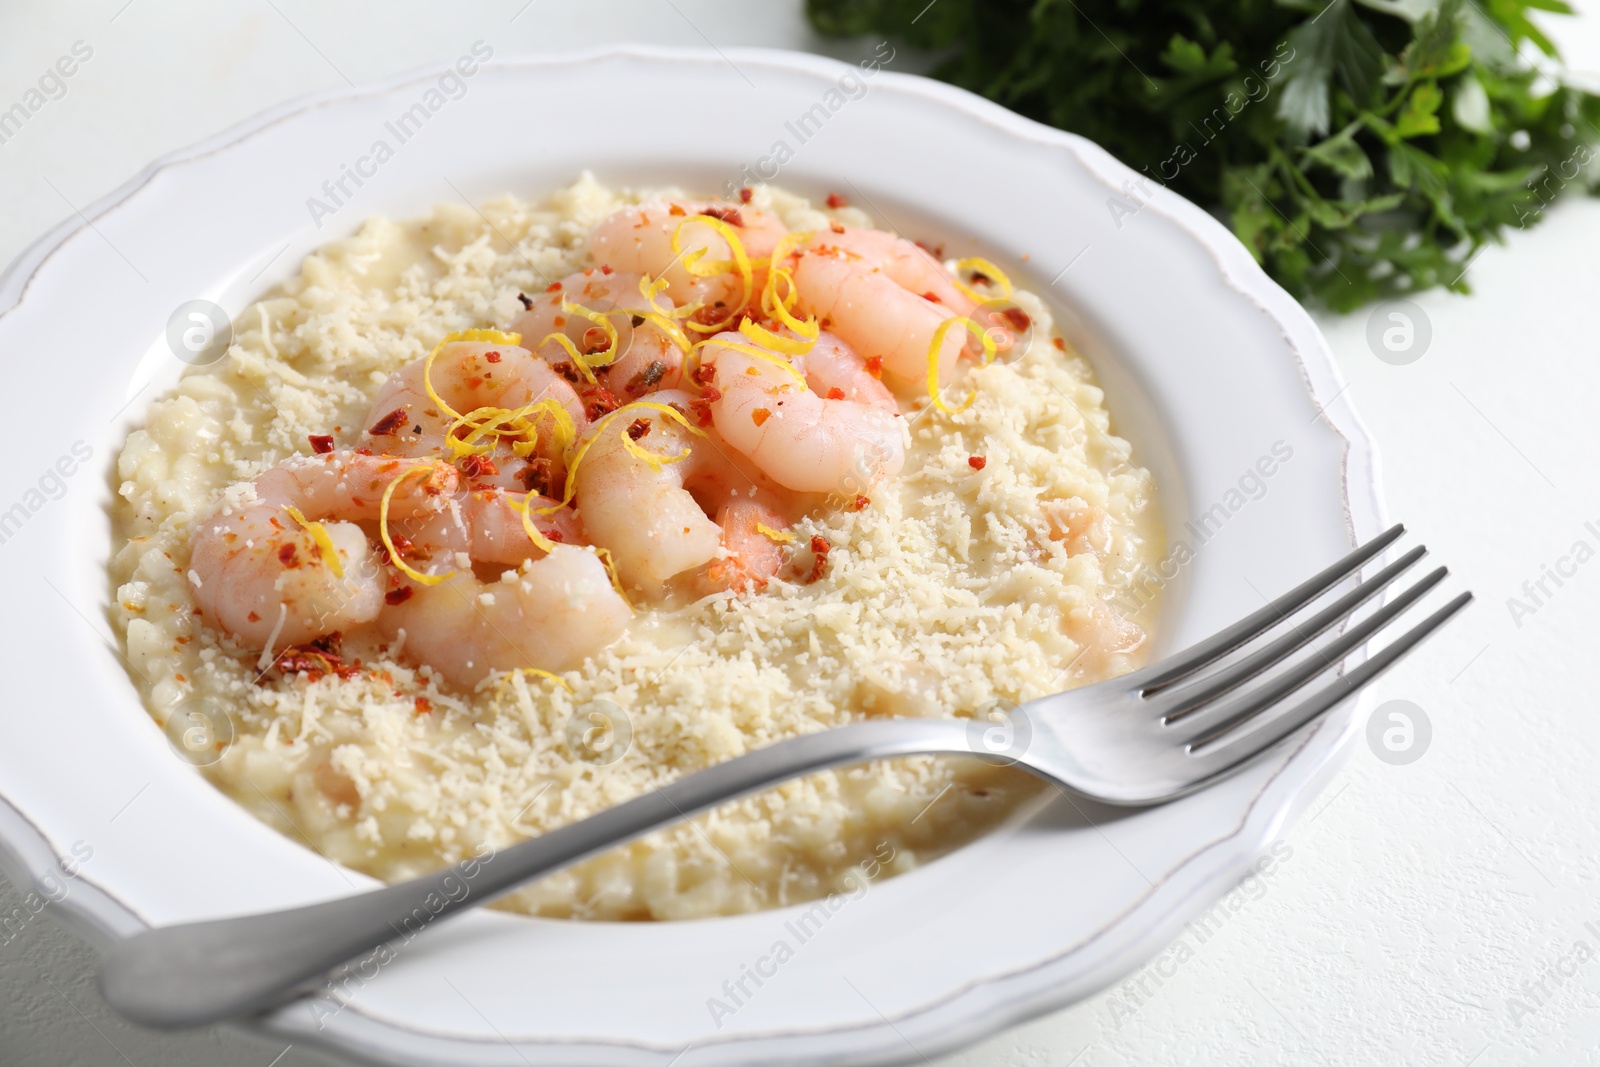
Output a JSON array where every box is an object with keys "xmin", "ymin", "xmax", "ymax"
[{"xmin": 809, "ymin": 0, "xmax": 1600, "ymax": 310}]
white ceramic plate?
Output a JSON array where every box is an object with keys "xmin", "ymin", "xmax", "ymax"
[{"xmin": 0, "ymin": 47, "xmax": 1382, "ymax": 1066}]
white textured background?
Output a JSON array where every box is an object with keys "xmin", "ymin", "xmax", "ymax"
[{"xmin": 2, "ymin": 2, "xmax": 1598, "ymax": 1064}]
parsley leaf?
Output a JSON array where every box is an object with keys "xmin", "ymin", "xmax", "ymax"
[
  {"xmin": 808, "ymin": 0, "xmax": 1600, "ymax": 311},
  {"xmin": 1278, "ymin": 0, "xmax": 1387, "ymax": 139}
]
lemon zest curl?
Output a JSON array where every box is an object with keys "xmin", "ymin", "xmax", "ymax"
[
  {"xmin": 283, "ymin": 506, "xmax": 343, "ymax": 579},
  {"xmin": 379, "ymin": 464, "xmax": 454, "ymax": 586}
]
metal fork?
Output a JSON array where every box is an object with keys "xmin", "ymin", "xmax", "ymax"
[{"xmin": 99, "ymin": 524, "xmax": 1469, "ymax": 1028}]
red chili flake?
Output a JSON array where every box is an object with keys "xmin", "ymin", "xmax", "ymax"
[
  {"xmin": 921, "ymin": 291, "xmax": 942, "ymax": 305},
  {"xmin": 1000, "ymin": 307, "xmax": 1031, "ymax": 331},
  {"xmin": 627, "ymin": 418, "xmax": 652, "ymax": 441},
  {"xmin": 385, "ymin": 587, "xmax": 414, "ymax": 606},
  {"xmin": 829, "ymin": 220, "xmax": 846, "ymax": 234},
  {"xmin": 704, "ymin": 205, "xmax": 743, "ymax": 226},
  {"xmin": 515, "ymin": 459, "xmax": 554, "ymax": 496},
  {"xmin": 271, "ymin": 634, "xmax": 360, "ymax": 683},
  {"xmin": 484, "ymin": 350, "xmax": 502, "ymax": 363},
  {"xmin": 517, "ymin": 292, "xmax": 535, "ymax": 309},
  {"xmin": 864, "ymin": 356, "xmax": 884, "ymax": 380},
  {"xmin": 968, "ymin": 455, "xmax": 987, "ymax": 470},
  {"xmin": 308, "ymin": 434, "xmax": 335, "ymax": 454},
  {"xmin": 752, "ymin": 408, "xmax": 772, "ymax": 427},
  {"xmin": 246, "ymin": 611, "xmax": 261, "ymax": 623},
  {"xmin": 1052, "ymin": 336, "xmax": 1066, "ymax": 350},
  {"xmin": 415, "ymin": 697, "xmax": 433, "ymax": 715},
  {"xmin": 625, "ymin": 360, "xmax": 666, "ymax": 395},
  {"xmin": 687, "ymin": 305, "xmax": 723, "ymax": 331},
  {"xmin": 459, "ymin": 454, "xmax": 499, "ymax": 479},
  {"xmin": 582, "ymin": 385, "xmax": 622, "ymax": 422},
  {"xmin": 807, "ymin": 535, "xmax": 831, "ymax": 583},
  {"xmin": 826, "ymin": 387, "xmax": 845, "ymax": 400},
  {"xmin": 553, "ymin": 361, "xmax": 583, "ymax": 384},
  {"xmin": 688, "ymin": 386, "xmax": 721, "ymax": 427},
  {"xmin": 915, "ymin": 240, "xmax": 945, "ymax": 259},
  {"xmin": 277, "ymin": 543, "xmax": 298, "ymax": 566},
  {"xmin": 970, "ymin": 270, "xmax": 992, "ymax": 285},
  {"xmin": 853, "ymin": 495, "xmax": 870, "ymax": 511},
  {"xmin": 354, "ymin": 446, "xmax": 373, "ymax": 456},
  {"xmin": 692, "ymin": 362, "xmax": 717, "ymax": 386},
  {"xmin": 600, "ymin": 264, "xmax": 614, "ymax": 275},
  {"xmin": 739, "ymin": 187, "xmax": 754, "ymax": 203},
  {"xmin": 545, "ymin": 281, "xmax": 563, "ymax": 293},
  {"xmin": 368, "ymin": 408, "xmax": 408, "ymax": 436},
  {"xmin": 668, "ymin": 204, "xmax": 687, "ymax": 217},
  {"xmin": 385, "ymin": 532, "xmax": 426, "ymax": 560},
  {"xmin": 826, "ymin": 192, "xmax": 848, "ymax": 209}
]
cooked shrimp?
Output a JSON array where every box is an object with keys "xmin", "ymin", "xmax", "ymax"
[
  {"xmin": 790, "ymin": 329, "xmax": 898, "ymax": 413},
  {"xmin": 392, "ymin": 489, "xmax": 583, "ymax": 575},
  {"xmin": 1041, "ymin": 499, "xmax": 1111, "ymax": 558},
  {"xmin": 189, "ymin": 452, "xmax": 458, "ymax": 648},
  {"xmin": 1066, "ymin": 599, "xmax": 1146, "ymax": 678},
  {"xmin": 791, "ymin": 228, "xmax": 983, "ymax": 389},
  {"xmin": 572, "ymin": 391, "xmax": 794, "ymax": 590},
  {"xmin": 699, "ymin": 497, "xmax": 790, "ymax": 594},
  {"xmin": 363, "ymin": 340, "xmax": 584, "ymax": 494},
  {"xmin": 590, "ymin": 199, "xmax": 788, "ymax": 316},
  {"xmin": 509, "ymin": 269, "xmax": 689, "ymax": 398},
  {"xmin": 696, "ymin": 332, "xmax": 905, "ymax": 495},
  {"xmin": 381, "ymin": 544, "xmax": 630, "ymax": 689}
]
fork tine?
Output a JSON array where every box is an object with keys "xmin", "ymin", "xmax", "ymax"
[
  {"xmin": 1137, "ymin": 523, "xmax": 1407, "ymax": 695},
  {"xmin": 1183, "ymin": 592, "xmax": 1472, "ymax": 770},
  {"xmin": 1181, "ymin": 576, "xmax": 1457, "ymax": 751},
  {"xmin": 1160, "ymin": 544, "xmax": 1428, "ymax": 723}
]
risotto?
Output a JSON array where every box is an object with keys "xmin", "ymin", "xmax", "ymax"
[{"xmin": 110, "ymin": 176, "xmax": 1163, "ymax": 920}]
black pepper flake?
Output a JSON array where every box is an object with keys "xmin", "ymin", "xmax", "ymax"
[
  {"xmin": 515, "ymin": 459, "xmax": 554, "ymax": 496},
  {"xmin": 625, "ymin": 360, "xmax": 667, "ymax": 395}
]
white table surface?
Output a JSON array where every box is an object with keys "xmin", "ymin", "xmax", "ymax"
[{"xmin": 3, "ymin": 2, "xmax": 1598, "ymax": 1064}]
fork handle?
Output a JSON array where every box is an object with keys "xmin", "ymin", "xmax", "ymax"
[{"xmin": 100, "ymin": 718, "xmax": 979, "ymax": 1029}]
